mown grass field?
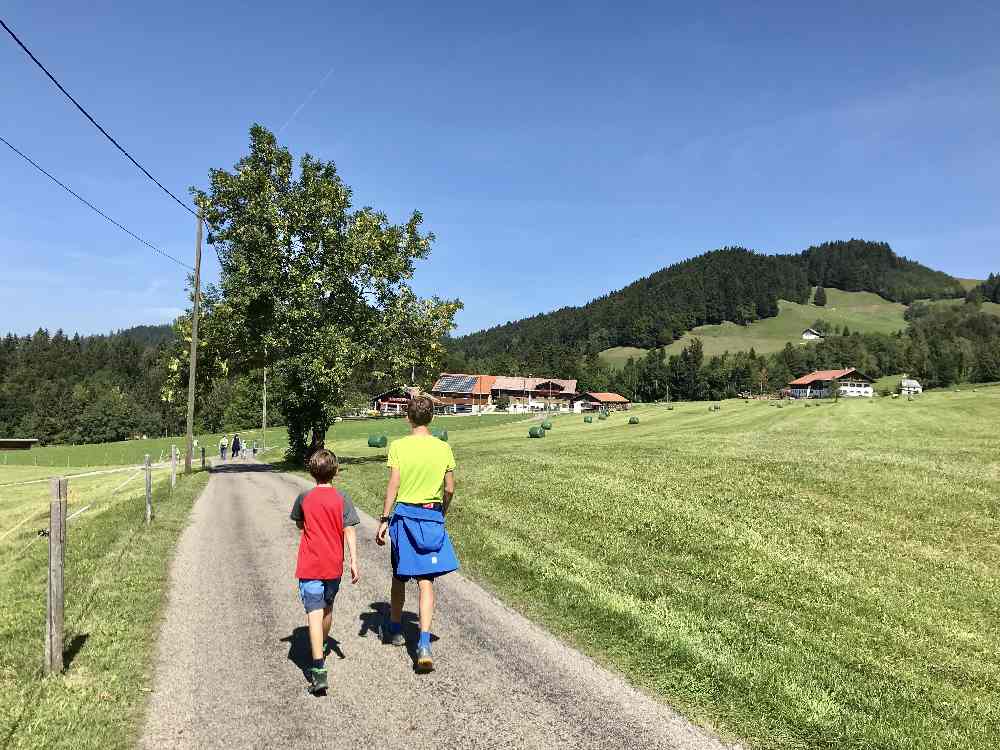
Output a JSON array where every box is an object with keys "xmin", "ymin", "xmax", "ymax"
[
  {"xmin": 318, "ymin": 387, "xmax": 999, "ymax": 750},
  {"xmin": 0, "ymin": 461, "xmax": 209, "ymax": 749},
  {"xmin": 0, "ymin": 415, "xmax": 528, "ymax": 471},
  {"xmin": 601, "ymin": 288, "xmax": 908, "ymax": 367},
  {"xmin": 0, "ymin": 427, "xmax": 287, "ymax": 469}
]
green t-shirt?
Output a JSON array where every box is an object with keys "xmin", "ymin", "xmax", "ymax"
[{"xmin": 387, "ymin": 434, "xmax": 456, "ymax": 505}]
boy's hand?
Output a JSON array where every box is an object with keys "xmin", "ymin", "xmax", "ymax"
[
  {"xmin": 375, "ymin": 521, "xmax": 388, "ymax": 546},
  {"xmin": 350, "ymin": 560, "xmax": 360, "ymax": 584}
]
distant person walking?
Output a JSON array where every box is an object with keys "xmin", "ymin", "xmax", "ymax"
[
  {"xmin": 375, "ymin": 394, "xmax": 458, "ymax": 672},
  {"xmin": 219, "ymin": 435, "xmax": 228, "ymax": 461},
  {"xmin": 231, "ymin": 433, "xmax": 242, "ymax": 460}
]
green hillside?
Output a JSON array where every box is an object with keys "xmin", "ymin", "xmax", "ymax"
[{"xmin": 601, "ymin": 288, "xmax": 907, "ymax": 367}]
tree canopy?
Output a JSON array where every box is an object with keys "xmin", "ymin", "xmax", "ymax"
[{"xmin": 193, "ymin": 125, "xmax": 461, "ymax": 460}]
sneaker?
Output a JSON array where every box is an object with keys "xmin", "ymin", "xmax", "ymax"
[
  {"xmin": 308, "ymin": 667, "xmax": 329, "ymax": 694},
  {"xmin": 384, "ymin": 628, "xmax": 406, "ymax": 647},
  {"xmin": 415, "ymin": 645, "xmax": 434, "ymax": 673}
]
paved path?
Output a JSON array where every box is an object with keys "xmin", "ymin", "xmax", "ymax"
[{"xmin": 141, "ymin": 462, "xmax": 729, "ymax": 750}]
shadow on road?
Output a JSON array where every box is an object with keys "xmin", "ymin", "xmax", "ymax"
[
  {"xmin": 358, "ymin": 602, "xmax": 438, "ymax": 673},
  {"xmin": 280, "ymin": 627, "xmax": 345, "ymax": 682}
]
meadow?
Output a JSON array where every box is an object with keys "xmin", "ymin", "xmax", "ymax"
[
  {"xmin": 322, "ymin": 387, "xmax": 1000, "ymax": 750},
  {"xmin": 600, "ymin": 287, "xmax": 1000, "ymax": 368},
  {"xmin": 0, "ymin": 461, "xmax": 208, "ymax": 749}
]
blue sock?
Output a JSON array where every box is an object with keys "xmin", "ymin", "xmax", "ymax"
[
  {"xmin": 418, "ymin": 631, "xmax": 431, "ymax": 649},
  {"xmin": 312, "ymin": 657, "xmax": 325, "ymax": 670},
  {"xmin": 388, "ymin": 621, "xmax": 402, "ymax": 636}
]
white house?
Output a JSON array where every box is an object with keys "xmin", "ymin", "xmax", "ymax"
[
  {"xmin": 900, "ymin": 378, "xmax": 923, "ymax": 395},
  {"xmin": 801, "ymin": 328, "xmax": 825, "ymax": 341},
  {"xmin": 787, "ymin": 368, "xmax": 874, "ymax": 399}
]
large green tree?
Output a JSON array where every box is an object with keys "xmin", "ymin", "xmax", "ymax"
[{"xmin": 195, "ymin": 125, "xmax": 461, "ymax": 461}]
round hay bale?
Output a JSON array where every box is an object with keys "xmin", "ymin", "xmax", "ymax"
[
  {"xmin": 431, "ymin": 428, "xmax": 449, "ymax": 442},
  {"xmin": 598, "ymin": 413, "xmax": 607, "ymax": 421},
  {"xmin": 584, "ymin": 415, "xmax": 593, "ymax": 423},
  {"xmin": 667, "ymin": 405, "xmax": 674, "ymax": 411},
  {"xmin": 367, "ymin": 434, "xmax": 388, "ymax": 448},
  {"xmin": 528, "ymin": 425, "xmax": 546, "ymax": 438},
  {"xmin": 541, "ymin": 419, "xmax": 553, "ymax": 430},
  {"xmin": 628, "ymin": 416, "xmax": 640, "ymax": 424}
]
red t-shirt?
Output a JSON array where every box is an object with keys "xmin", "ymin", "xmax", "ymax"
[{"xmin": 290, "ymin": 486, "xmax": 359, "ymax": 580}]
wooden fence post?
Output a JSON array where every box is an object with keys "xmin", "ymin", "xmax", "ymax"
[
  {"xmin": 201, "ymin": 446, "xmax": 206, "ymax": 469},
  {"xmin": 144, "ymin": 454, "xmax": 152, "ymax": 525},
  {"xmin": 170, "ymin": 445, "xmax": 177, "ymax": 490},
  {"xmin": 45, "ymin": 477, "xmax": 67, "ymax": 675}
]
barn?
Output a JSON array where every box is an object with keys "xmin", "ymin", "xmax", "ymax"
[
  {"xmin": 572, "ymin": 392, "xmax": 631, "ymax": 412},
  {"xmin": 788, "ymin": 368, "xmax": 873, "ymax": 399},
  {"xmin": 371, "ymin": 386, "xmax": 443, "ymax": 415},
  {"xmin": 900, "ymin": 378, "xmax": 923, "ymax": 395}
]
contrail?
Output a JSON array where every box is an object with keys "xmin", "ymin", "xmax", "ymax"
[{"xmin": 278, "ymin": 65, "xmax": 336, "ymax": 136}]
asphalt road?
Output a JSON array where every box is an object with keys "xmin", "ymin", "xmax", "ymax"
[{"xmin": 140, "ymin": 461, "xmax": 730, "ymax": 750}]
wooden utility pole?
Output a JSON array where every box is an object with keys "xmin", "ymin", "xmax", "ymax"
[
  {"xmin": 184, "ymin": 209, "xmax": 204, "ymax": 473},
  {"xmin": 144, "ymin": 454, "xmax": 152, "ymax": 525},
  {"xmin": 45, "ymin": 477, "xmax": 67, "ymax": 675},
  {"xmin": 170, "ymin": 445, "xmax": 177, "ymax": 489},
  {"xmin": 261, "ymin": 363, "xmax": 267, "ymax": 452}
]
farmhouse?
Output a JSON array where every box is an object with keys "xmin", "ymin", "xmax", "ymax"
[
  {"xmin": 801, "ymin": 328, "xmax": 825, "ymax": 340},
  {"xmin": 788, "ymin": 368, "xmax": 873, "ymax": 399},
  {"xmin": 371, "ymin": 386, "xmax": 443, "ymax": 415},
  {"xmin": 900, "ymin": 378, "xmax": 923, "ymax": 395},
  {"xmin": 572, "ymin": 392, "xmax": 631, "ymax": 412},
  {"xmin": 429, "ymin": 374, "xmax": 496, "ymax": 413},
  {"xmin": 491, "ymin": 376, "xmax": 578, "ymax": 412}
]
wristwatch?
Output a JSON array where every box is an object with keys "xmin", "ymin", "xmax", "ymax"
[{"xmin": 379, "ymin": 515, "xmax": 391, "ymax": 523}]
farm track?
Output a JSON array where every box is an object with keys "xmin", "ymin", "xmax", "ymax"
[{"xmin": 140, "ymin": 460, "xmax": 727, "ymax": 750}]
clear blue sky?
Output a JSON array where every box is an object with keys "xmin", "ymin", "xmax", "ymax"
[{"xmin": 2, "ymin": 1, "xmax": 998, "ymax": 336}]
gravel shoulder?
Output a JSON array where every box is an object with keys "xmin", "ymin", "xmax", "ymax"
[{"xmin": 140, "ymin": 462, "xmax": 730, "ymax": 750}]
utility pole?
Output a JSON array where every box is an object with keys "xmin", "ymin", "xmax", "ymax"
[
  {"xmin": 184, "ymin": 208, "xmax": 203, "ymax": 473},
  {"xmin": 261, "ymin": 362, "xmax": 267, "ymax": 452}
]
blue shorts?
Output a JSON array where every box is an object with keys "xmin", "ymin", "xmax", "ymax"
[{"xmin": 298, "ymin": 578, "xmax": 341, "ymax": 613}]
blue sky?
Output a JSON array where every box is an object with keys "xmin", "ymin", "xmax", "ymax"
[{"xmin": 2, "ymin": 1, "xmax": 998, "ymax": 336}]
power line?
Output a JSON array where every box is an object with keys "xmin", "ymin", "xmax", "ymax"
[
  {"xmin": 0, "ymin": 134, "xmax": 193, "ymax": 270},
  {"xmin": 1, "ymin": 17, "xmax": 197, "ymax": 218}
]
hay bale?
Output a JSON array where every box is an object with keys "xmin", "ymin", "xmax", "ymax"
[
  {"xmin": 528, "ymin": 425, "xmax": 546, "ymax": 438},
  {"xmin": 431, "ymin": 428, "xmax": 449, "ymax": 442},
  {"xmin": 367, "ymin": 434, "xmax": 388, "ymax": 448},
  {"xmin": 584, "ymin": 415, "xmax": 593, "ymax": 423},
  {"xmin": 628, "ymin": 416, "xmax": 640, "ymax": 425},
  {"xmin": 598, "ymin": 413, "xmax": 607, "ymax": 421},
  {"xmin": 666, "ymin": 405, "xmax": 674, "ymax": 411},
  {"xmin": 541, "ymin": 419, "xmax": 553, "ymax": 430}
]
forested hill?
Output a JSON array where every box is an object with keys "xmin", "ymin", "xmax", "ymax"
[
  {"xmin": 450, "ymin": 240, "xmax": 964, "ymax": 373},
  {"xmin": 0, "ymin": 324, "xmax": 180, "ymax": 444}
]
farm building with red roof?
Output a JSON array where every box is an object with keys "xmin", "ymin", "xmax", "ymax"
[
  {"xmin": 572, "ymin": 392, "xmax": 632, "ymax": 412},
  {"xmin": 787, "ymin": 368, "xmax": 873, "ymax": 399}
]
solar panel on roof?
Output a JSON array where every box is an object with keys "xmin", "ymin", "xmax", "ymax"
[{"xmin": 435, "ymin": 374, "xmax": 476, "ymax": 393}]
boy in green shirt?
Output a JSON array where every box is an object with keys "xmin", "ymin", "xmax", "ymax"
[{"xmin": 375, "ymin": 395, "xmax": 458, "ymax": 672}]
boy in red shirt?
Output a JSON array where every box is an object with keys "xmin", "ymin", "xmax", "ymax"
[{"xmin": 290, "ymin": 449, "xmax": 360, "ymax": 694}]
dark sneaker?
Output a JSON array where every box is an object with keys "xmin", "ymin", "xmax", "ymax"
[
  {"xmin": 383, "ymin": 624, "xmax": 406, "ymax": 646},
  {"xmin": 308, "ymin": 667, "xmax": 329, "ymax": 694},
  {"xmin": 415, "ymin": 645, "xmax": 434, "ymax": 673}
]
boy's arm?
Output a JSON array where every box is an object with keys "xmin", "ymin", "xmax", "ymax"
[
  {"xmin": 343, "ymin": 526, "xmax": 360, "ymax": 583},
  {"xmin": 375, "ymin": 468, "xmax": 401, "ymax": 545},
  {"xmin": 289, "ymin": 493, "xmax": 305, "ymax": 530},
  {"xmin": 442, "ymin": 470, "xmax": 455, "ymax": 515}
]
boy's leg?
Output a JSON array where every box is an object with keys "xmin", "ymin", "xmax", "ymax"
[
  {"xmin": 390, "ymin": 576, "xmax": 406, "ymax": 624},
  {"xmin": 417, "ymin": 578, "xmax": 435, "ymax": 634},
  {"xmin": 415, "ymin": 578, "xmax": 435, "ymax": 671},
  {"xmin": 322, "ymin": 606, "xmax": 333, "ymax": 646},
  {"xmin": 307, "ymin": 608, "xmax": 325, "ymax": 662}
]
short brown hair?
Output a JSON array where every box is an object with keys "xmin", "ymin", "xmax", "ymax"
[
  {"xmin": 308, "ymin": 449, "xmax": 338, "ymax": 482},
  {"xmin": 407, "ymin": 395, "xmax": 434, "ymax": 426}
]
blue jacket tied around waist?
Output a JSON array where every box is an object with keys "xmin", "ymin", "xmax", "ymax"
[{"xmin": 389, "ymin": 503, "xmax": 459, "ymax": 578}]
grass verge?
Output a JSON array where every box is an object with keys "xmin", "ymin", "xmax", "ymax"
[
  {"xmin": 274, "ymin": 390, "xmax": 999, "ymax": 750},
  {"xmin": 0, "ymin": 467, "xmax": 210, "ymax": 750}
]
